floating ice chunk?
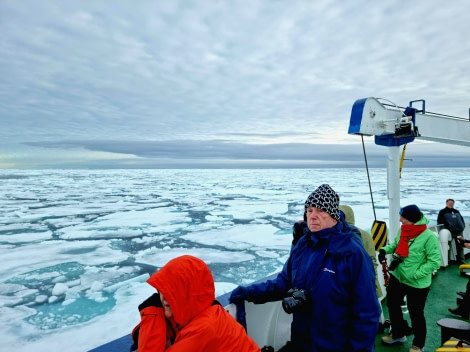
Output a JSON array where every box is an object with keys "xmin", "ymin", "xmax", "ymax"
[
  {"xmin": 35, "ymin": 295, "xmax": 48, "ymax": 304},
  {"xmin": 65, "ymin": 286, "xmax": 82, "ymax": 301},
  {"xmin": 56, "ymin": 207, "xmax": 188, "ymax": 240},
  {"xmin": 67, "ymin": 279, "xmax": 81, "ymax": 288},
  {"xmin": 0, "ymin": 295, "xmax": 23, "ymax": 307},
  {"xmin": 52, "ymin": 283, "xmax": 68, "ymax": 296},
  {"xmin": 215, "ymin": 282, "xmax": 238, "ymax": 296},
  {"xmin": 256, "ymin": 250, "xmax": 280, "ymax": 258},
  {"xmin": 181, "ymin": 224, "xmax": 290, "ymax": 251},
  {"xmin": 0, "ymin": 230, "xmax": 52, "ymax": 244},
  {"xmin": 16, "ymin": 288, "xmax": 38, "ymax": 298},
  {"xmin": 87, "ymin": 291, "xmax": 108, "ymax": 303},
  {"xmin": 205, "ymin": 215, "xmax": 226, "ymax": 222},
  {"xmin": 104, "ymin": 273, "xmax": 150, "ymax": 293},
  {"xmin": 52, "ymin": 275, "xmax": 67, "ymax": 283},
  {"xmin": 0, "ymin": 283, "xmax": 25, "ymax": 295},
  {"xmin": 132, "ymin": 234, "xmax": 169, "ymax": 244},
  {"xmin": 48, "ymin": 296, "xmax": 58, "ymax": 303},
  {"xmin": 136, "ymin": 247, "xmax": 255, "ymax": 267},
  {"xmin": 89, "ymin": 281, "xmax": 104, "ymax": 292},
  {"xmin": 86, "ymin": 281, "xmax": 108, "ymax": 302}
]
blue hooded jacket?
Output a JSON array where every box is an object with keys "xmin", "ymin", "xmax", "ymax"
[{"xmin": 242, "ymin": 220, "xmax": 380, "ymax": 351}]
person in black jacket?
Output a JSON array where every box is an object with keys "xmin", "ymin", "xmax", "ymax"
[
  {"xmin": 437, "ymin": 199, "xmax": 466, "ymax": 264},
  {"xmin": 291, "ymin": 211, "xmax": 307, "ymax": 248}
]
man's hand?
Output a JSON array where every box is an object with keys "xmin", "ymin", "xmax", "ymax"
[
  {"xmin": 457, "ymin": 236, "xmax": 470, "ymax": 249},
  {"xmin": 229, "ymin": 286, "xmax": 250, "ymax": 304}
]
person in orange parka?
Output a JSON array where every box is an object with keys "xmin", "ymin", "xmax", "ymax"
[{"xmin": 130, "ymin": 255, "xmax": 260, "ymax": 352}]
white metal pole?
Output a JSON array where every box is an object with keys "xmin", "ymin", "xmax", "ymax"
[{"xmin": 387, "ymin": 146, "xmax": 401, "ymax": 243}]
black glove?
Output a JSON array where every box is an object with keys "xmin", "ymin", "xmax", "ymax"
[
  {"xmin": 229, "ymin": 286, "xmax": 250, "ymax": 304},
  {"xmin": 378, "ymin": 249, "xmax": 386, "ymax": 263},
  {"xmin": 138, "ymin": 293, "xmax": 162, "ymax": 311},
  {"xmin": 261, "ymin": 346, "xmax": 274, "ymax": 352}
]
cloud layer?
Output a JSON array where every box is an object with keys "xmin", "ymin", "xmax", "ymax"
[{"xmin": 1, "ymin": 1, "xmax": 469, "ymax": 168}]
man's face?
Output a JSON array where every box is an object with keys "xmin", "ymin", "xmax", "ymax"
[
  {"xmin": 446, "ymin": 200, "xmax": 455, "ymax": 209},
  {"xmin": 159, "ymin": 292, "xmax": 173, "ymax": 319},
  {"xmin": 306, "ymin": 207, "xmax": 337, "ymax": 232},
  {"xmin": 399, "ymin": 215, "xmax": 414, "ymax": 225}
]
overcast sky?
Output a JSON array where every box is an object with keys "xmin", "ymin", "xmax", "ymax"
[{"xmin": 1, "ymin": 0, "xmax": 469, "ymax": 169}]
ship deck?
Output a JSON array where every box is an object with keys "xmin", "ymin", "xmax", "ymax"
[
  {"xmin": 375, "ymin": 262, "xmax": 469, "ymax": 351},
  {"xmin": 89, "ymin": 262, "xmax": 469, "ymax": 352}
]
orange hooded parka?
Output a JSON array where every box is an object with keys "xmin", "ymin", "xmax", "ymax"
[{"xmin": 133, "ymin": 255, "xmax": 260, "ymax": 352}]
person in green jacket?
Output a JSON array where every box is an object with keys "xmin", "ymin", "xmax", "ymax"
[
  {"xmin": 339, "ymin": 204, "xmax": 383, "ymax": 299},
  {"xmin": 379, "ymin": 204, "xmax": 441, "ymax": 352}
]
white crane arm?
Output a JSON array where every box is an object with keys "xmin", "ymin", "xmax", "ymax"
[
  {"xmin": 348, "ymin": 97, "xmax": 470, "ymax": 244},
  {"xmin": 349, "ymin": 97, "xmax": 470, "ymax": 147}
]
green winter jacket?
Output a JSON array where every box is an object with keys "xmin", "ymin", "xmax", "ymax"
[{"xmin": 382, "ymin": 214, "xmax": 441, "ymax": 289}]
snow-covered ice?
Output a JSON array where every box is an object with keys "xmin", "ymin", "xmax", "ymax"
[{"xmin": 0, "ymin": 168, "xmax": 469, "ymax": 351}]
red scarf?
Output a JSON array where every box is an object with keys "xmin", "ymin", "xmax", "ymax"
[{"xmin": 395, "ymin": 224, "xmax": 427, "ymax": 257}]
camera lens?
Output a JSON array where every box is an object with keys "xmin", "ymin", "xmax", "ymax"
[
  {"xmin": 282, "ymin": 289, "xmax": 311, "ymax": 314},
  {"xmin": 282, "ymin": 297, "xmax": 299, "ymax": 314}
]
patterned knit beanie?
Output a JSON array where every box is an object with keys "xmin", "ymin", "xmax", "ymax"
[{"xmin": 304, "ymin": 184, "xmax": 340, "ymax": 221}]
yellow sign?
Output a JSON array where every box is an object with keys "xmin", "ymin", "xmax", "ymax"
[{"xmin": 372, "ymin": 220, "xmax": 388, "ymax": 251}]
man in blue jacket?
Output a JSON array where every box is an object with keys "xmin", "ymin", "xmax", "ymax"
[{"xmin": 230, "ymin": 184, "xmax": 380, "ymax": 352}]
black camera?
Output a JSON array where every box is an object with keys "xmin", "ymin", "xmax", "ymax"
[
  {"xmin": 388, "ymin": 254, "xmax": 403, "ymax": 271},
  {"xmin": 282, "ymin": 288, "xmax": 311, "ymax": 314}
]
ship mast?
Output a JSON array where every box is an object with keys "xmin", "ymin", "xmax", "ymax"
[{"xmin": 348, "ymin": 97, "xmax": 470, "ymax": 242}]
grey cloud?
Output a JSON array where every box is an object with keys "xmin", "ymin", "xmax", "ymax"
[
  {"xmin": 23, "ymin": 139, "xmax": 470, "ymax": 168},
  {"xmin": 25, "ymin": 140, "xmax": 364, "ymax": 160},
  {"xmin": 1, "ymin": 1, "xmax": 470, "ymax": 168}
]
